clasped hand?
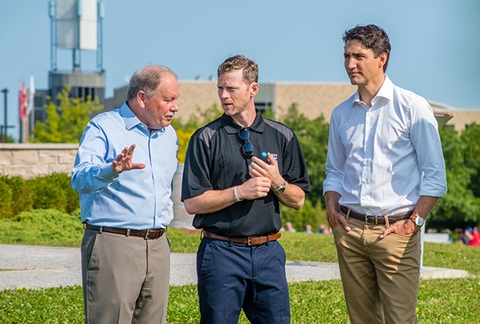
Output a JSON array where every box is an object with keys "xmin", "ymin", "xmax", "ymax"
[{"xmin": 235, "ymin": 153, "xmax": 282, "ymax": 200}]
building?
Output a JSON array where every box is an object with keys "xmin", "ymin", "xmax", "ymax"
[{"xmin": 102, "ymin": 80, "xmax": 480, "ymax": 131}]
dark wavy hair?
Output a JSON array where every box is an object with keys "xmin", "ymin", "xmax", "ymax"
[{"xmin": 343, "ymin": 24, "xmax": 391, "ymax": 72}]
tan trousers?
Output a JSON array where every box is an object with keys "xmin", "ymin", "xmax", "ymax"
[
  {"xmin": 81, "ymin": 228, "xmax": 170, "ymax": 324},
  {"xmin": 332, "ymin": 217, "xmax": 421, "ymax": 324}
]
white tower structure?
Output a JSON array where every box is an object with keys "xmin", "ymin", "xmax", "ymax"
[{"xmin": 48, "ymin": 0, "xmax": 105, "ymax": 103}]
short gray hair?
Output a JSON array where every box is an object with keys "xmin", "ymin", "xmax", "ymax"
[{"xmin": 127, "ymin": 64, "xmax": 178, "ymax": 100}]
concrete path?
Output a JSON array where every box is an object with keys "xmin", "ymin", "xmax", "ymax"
[{"xmin": 0, "ymin": 244, "xmax": 469, "ymax": 291}]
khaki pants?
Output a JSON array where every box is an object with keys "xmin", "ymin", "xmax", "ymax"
[
  {"xmin": 332, "ymin": 217, "xmax": 421, "ymax": 324},
  {"xmin": 81, "ymin": 229, "xmax": 170, "ymax": 324}
]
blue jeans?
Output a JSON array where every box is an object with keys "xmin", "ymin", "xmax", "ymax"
[{"xmin": 197, "ymin": 237, "xmax": 290, "ymax": 324}]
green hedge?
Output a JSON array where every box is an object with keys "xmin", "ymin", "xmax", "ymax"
[{"xmin": 0, "ymin": 174, "xmax": 79, "ymax": 219}]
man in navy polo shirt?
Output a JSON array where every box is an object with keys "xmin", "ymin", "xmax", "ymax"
[{"xmin": 182, "ymin": 55, "xmax": 310, "ymax": 324}]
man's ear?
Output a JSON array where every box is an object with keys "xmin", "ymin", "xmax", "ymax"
[
  {"xmin": 250, "ymin": 82, "xmax": 259, "ymax": 97},
  {"xmin": 378, "ymin": 52, "xmax": 388, "ymax": 69},
  {"xmin": 137, "ymin": 90, "xmax": 147, "ymax": 108}
]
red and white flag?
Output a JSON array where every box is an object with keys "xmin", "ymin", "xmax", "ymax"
[{"xmin": 19, "ymin": 81, "xmax": 28, "ymax": 120}]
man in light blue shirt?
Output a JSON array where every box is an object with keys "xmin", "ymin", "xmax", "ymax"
[
  {"xmin": 72, "ymin": 64, "xmax": 180, "ymax": 324},
  {"xmin": 323, "ymin": 25, "xmax": 447, "ymax": 324}
]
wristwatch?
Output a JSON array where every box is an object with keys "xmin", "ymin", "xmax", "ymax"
[
  {"xmin": 410, "ymin": 215, "xmax": 425, "ymax": 227},
  {"xmin": 274, "ymin": 180, "xmax": 287, "ymax": 194}
]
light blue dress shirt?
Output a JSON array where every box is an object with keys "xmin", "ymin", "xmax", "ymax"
[
  {"xmin": 71, "ymin": 102, "xmax": 178, "ymax": 229},
  {"xmin": 323, "ymin": 76, "xmax": 447, "ymax": 216}
]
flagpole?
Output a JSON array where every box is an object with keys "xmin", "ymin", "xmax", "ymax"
[
  {"xmin": 28, "ymin": 74, "xmax": 36, "ymax": 142},
  {"xmin": 1, "ymin": 88, "xmax": 8, "ymax": 143}
]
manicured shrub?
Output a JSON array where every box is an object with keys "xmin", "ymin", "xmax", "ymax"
[
  {"xmin": 28, "ymin": 175, "xmax": 68, "ymax": 212},
  {"xmin": 1, "ymin": 175, "xmax": 34, "ymax": 216},
  {"xmin": 0, "ymin": 173, "xmax": 78, "ymax": 217},
  {"xmin": 0, "ymin": 179, "xmax": 13, "ymax": 219},
  {"xmin": 42, "ymin": 173, "xmax": 79, "ymax": 213}
]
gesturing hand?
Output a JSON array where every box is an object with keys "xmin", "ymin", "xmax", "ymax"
[{"xmin": 112, "ymin": 144, "xmax": 146, "ymax": 174}]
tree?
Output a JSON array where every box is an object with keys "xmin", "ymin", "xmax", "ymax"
[
  {"xmin": 278, "ymin": 104, "xmax": 330, "ymax": 209},
  {"xmin": 429, "ymin": 126, "xmax": 480, "ymax": 229},
  {"xmin": 0, "ymin": 135, "xmax": 15, "ymax": 143},
  {"xmin": 461, "ymin": 123, "xmax": 480, "ymax": 197},
  {"xmin": 172, "ymin": 104, "xmax": 222, "ymax": 163},
  {"xmin": 30, "ymin": 85, "xmax": 103, "ymax": 143}
]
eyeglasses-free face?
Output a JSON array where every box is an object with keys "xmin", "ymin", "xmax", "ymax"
[{"xmin": 239, "ymin": 128, "xmax": 253, "ymax": 157}]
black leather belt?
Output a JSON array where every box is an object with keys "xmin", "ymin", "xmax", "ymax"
[
  {"xmin": 339, "ymin": 205, "xmax": 413, "ymax": 225},
  {"xmin": 85, "ymin": 223, "xmax": 165, "ymax": 240}
]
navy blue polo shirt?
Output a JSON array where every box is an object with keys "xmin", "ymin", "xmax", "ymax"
[{"xmin": 181, "ymin": 110, "xmax": 310, "ymax": 237}]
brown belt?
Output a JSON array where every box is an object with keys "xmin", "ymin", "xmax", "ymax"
[
  {"xmin": 339, "ymin": 205, "xmax": 413, "ymax": 225},
  {"xmin": 202, "ymin": 230, "xmax": 281, "ymax": 246},
  {"xmin": 85, "ymin": 223, "xmax": 165, "ymax": 240}
]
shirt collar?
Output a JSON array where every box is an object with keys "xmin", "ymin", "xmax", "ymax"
[
  {"xmin": 353, "ymin": 75, "xmax": 394, "ymax": 107},
  {"xmin": 120, "ymin": 101, "xmax": 165, "ymax": 134},
  {"xmin": 222, "ymin": 109, "xmax": 266, "ymax": 134},
  {"xmin": 374, "ymin": 75, "xmax": 394, "ymax": 103},
  {"xmin": 120, "ymin": 101, "xmax": 142, "ymax": 131}
]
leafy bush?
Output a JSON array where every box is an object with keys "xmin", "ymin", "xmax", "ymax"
[
  {"xmin": 25, "ymin": 173, "xmax": 79, "ymax": 214},
  {"xmin": 43, "ymin": 173, "xmax": 79, "ymax": 213},
  {"xmin": 0, "ymin": 179, "xmax": 13, "ymax": 219},
  {"xmin": 1, "ymin": 175, "xmax": 34, "ymax": 216},
  {"xmin": 0, "ymin": 173, "xmax": 78, "ymax": 219},
  {"xmin": 28, "ymin": 175, "xmax": 67, "ymax": 212}
]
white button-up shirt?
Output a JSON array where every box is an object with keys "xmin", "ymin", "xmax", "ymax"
[{"xmin": 323, "ymin": 76, "xmax": 447, "ymax": 216}]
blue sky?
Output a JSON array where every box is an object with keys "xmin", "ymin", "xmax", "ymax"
[{"xmin": 1, "ymin": 0, "xmax": 479, "ymax": 140}]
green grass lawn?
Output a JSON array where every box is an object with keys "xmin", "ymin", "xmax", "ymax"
[{"xmin": 0, "ymin": 210, "xmax": 479, "ymax": 323}]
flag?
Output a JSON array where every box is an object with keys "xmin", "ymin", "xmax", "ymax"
[
  {"xmin": 28, "ymin": 74, "xmax": 35, "ymax": 116},
  {"xmin": 19, "ymin": 81, "xmax": 28, "ymax": 120}
]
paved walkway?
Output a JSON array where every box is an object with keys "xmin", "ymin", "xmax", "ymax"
[{"xmin": 0, "ymin": 244, "xmax": 469, "ymax": 291}]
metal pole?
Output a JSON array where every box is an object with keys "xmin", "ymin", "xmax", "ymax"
[{"xmin": 1, "ymin": 88, "xmax": 8, "ymax": 143}]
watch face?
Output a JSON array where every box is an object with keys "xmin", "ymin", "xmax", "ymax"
[
  {"xmin": 275, "ymin": 187, "xmax": 286, "ymax": 194},
  {"xmin": 414, "ymin": 216, "xmax": 424, "ymax": 226}
]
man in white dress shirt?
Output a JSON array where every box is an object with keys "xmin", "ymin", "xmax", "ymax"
[{"xmin": 323, "ymin": 24, "xmax": 447, "ymax": 324}]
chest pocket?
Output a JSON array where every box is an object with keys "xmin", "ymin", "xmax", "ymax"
[{"xmin": 210, "ymin": 139, "xmax": 250, "ymax": 189}]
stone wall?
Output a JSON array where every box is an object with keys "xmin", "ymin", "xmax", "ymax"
[{"xmin": 0, "ymin": 143, "xmax": 78, "ymax": 178}]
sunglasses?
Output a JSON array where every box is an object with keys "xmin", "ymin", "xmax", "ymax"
[{"xmin": 239, "ymin": 128, "xmax": 253, "ymax": 157}]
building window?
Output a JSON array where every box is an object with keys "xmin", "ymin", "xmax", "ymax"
[{"xmin": 255, "ymin": 101, "xmax": 272, "ymax": 112}]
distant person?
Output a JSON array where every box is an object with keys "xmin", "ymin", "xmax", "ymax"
[
  {"xmin": 468, "ymin": 226, "xmax": 480, "ymax": 247},
  {"xmin": 459, "ymin": 227, "xmax": 473, "ymax": 245},
  {"xmin": 304, "ymin": 224, "xmax": 313, "ymax": 234},
  {"xmin": 181, "ymin": 54, "xmax": 310, "ymax": 323},
  {"xmin": 323, "ymin": 24, "xmax": 447, "ymax": 323},
  {"xmin": 285, "ymin": 221, "xmax": 297, "ymax": 232},
  {"xmin": 316, "ymin": 223, "xmax": 331, "ymax": 235},
  {"xmin": 71, "ymin": 64, "xmax": 180, "ymax": 324}
]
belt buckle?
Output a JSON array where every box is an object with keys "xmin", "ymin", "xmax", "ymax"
[
  {"xmin": 247, "ymin": 236, "xmax": 264, "ymax": 246},
  {"xmin": 144, "ymin": 229, "xmax": 151, "ymax": 240},
  {"xmin": 365, "ymin": 215, "xmax": 378, "ymax": 225}
]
